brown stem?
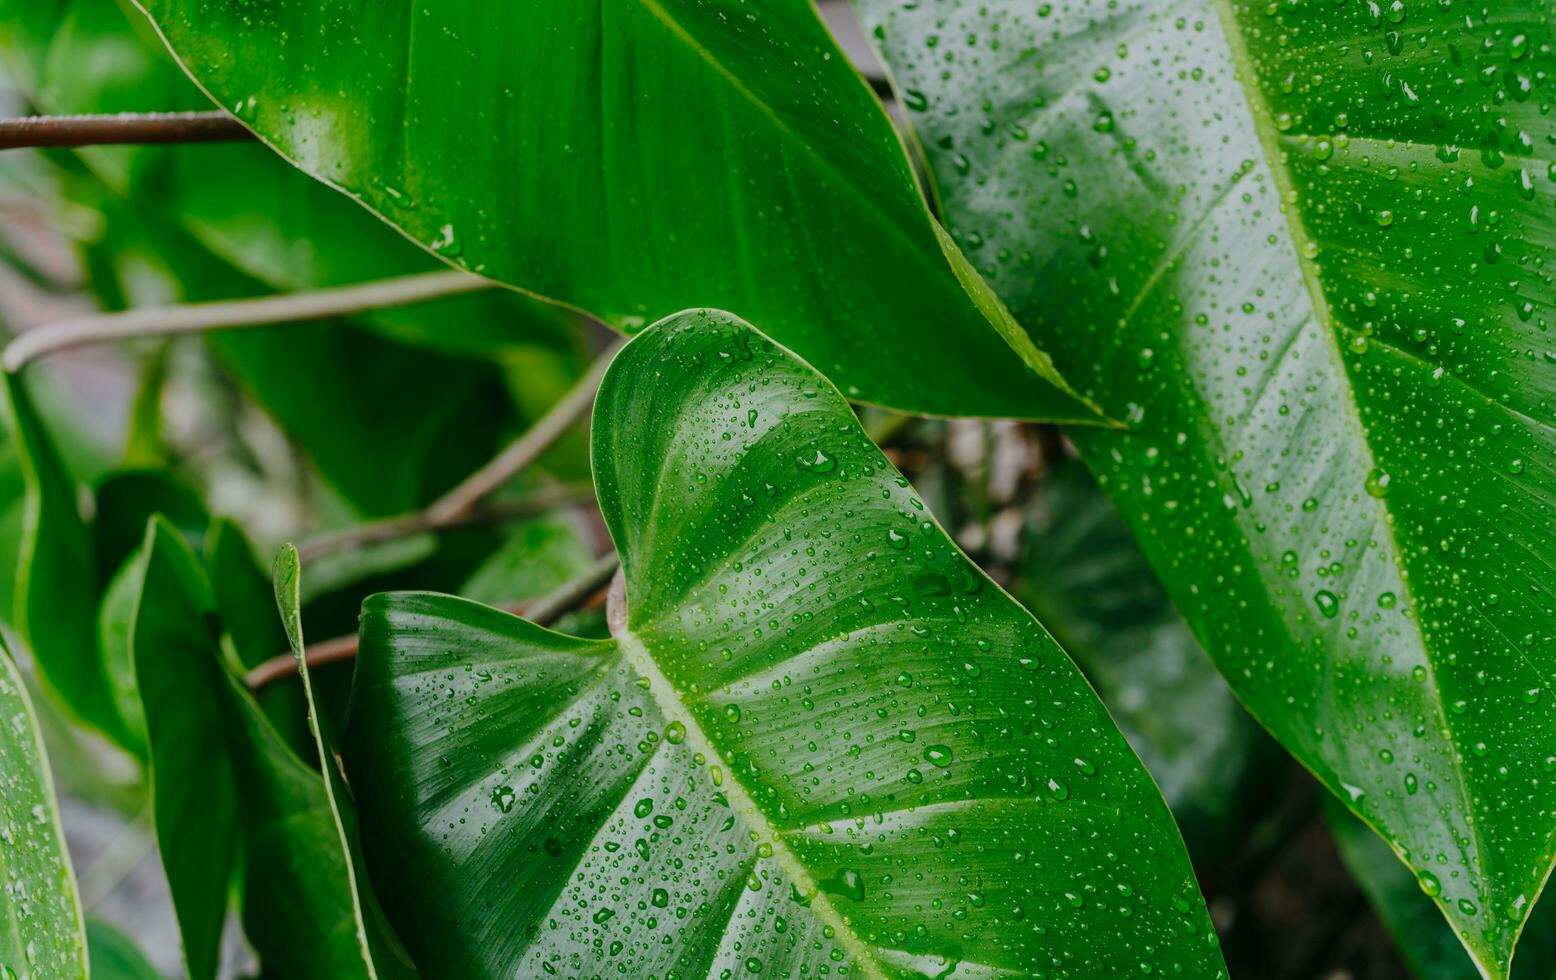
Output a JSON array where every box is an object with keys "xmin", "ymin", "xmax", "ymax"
[
  {"xmin": 296, "ymin": 481, "xmax": 595, "ymax": 562},
  {"xmin": 0, "ymin": 112, "xmax": 252, "ymax": 149},
  {"xmin": 244, "ymin": 552, "xmax": 620, "ymax": 690}
]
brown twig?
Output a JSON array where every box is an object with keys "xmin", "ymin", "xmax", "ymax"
[
  {"xmin": 296, "ymin": 481, "xmax": 595, "ymax": 562},
  {"xmin": 423, "ymin": 339, "xmax": 623, "ymax": 524},
  {"xmin": 0, "ymin": 111, "xmax": 252, "ymax": 149},
  {"xmin": 244, "ymin": 552, "xmax": 620, "ymax": 690}
]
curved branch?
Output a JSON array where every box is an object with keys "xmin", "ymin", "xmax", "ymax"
[{"xmin": 3, "ymin": 269, "xmax": 494, "ymax": 371}]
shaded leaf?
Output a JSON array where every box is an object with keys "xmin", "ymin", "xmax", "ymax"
[
  {"xmin": 457, "ymin": 513, "xmax": 594, "ymax": 607},
  {"xmin": 132, "ymin": 0, "xmax": 1097, "ymax": 421},
  {"xmin": 86, "ymin": 919, "xmax": 162, "ymax": 980},
  {"xmin": 1014, "ymin": 462, "xmax": 1277, "ymax": 857},
  {"xmin": 855, "ymin": 0, "xmax": 1556, "ymax": 971},
  {"xmin": 0, "ymin": 638, "xmax": 87, "ymax": 980},
  {"xmin": 344, "ymin": 311, "xmax": 1222, "ymax": 977}
]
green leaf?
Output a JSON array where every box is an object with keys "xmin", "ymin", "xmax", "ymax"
[
  {"xmin": 129, "ymin": 0, "xmax": 1096, "ymax": 422},
  {"xmin": 2, "ymin": 371, "xmax": 124, "ymax": 744},
  {"xmin": 344, "ymin": 310, "xmax": 1221, "ymax": 977},
  {"xmin": 129, "ymin": 518, "xmax": 236, "ymax": 980},
  {"xmin": 1013, "ymin": 462, "xmax": 1277, "ymax": 857},
  {"xmin": 0, "ymin": 639, "xmax": 87, "ymax": 980},
  {"xmin": 855, "ymin": 0, "xmax": 1556, "ymax": 971},
  {"xmin": 86, "ymin": 919, "xmax": 162, "ymax": 980},
  {"xmin": 132, "ymin": 518, "xmax": 380, "ymax": 979},
  {"xmin": 272, "ymin": 545, "xmax": 423, "ymax": 980}
]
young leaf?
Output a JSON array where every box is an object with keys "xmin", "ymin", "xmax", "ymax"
[
  {"xmin": 344, "ymin": 310, "xmax": 1223, "ymax": 977},
  {"xmin": 855, "ymin": 0, "xmax": 1556, "ymax": 971},
  {"xmin": 132, "ymin": 518, "xmax": 381, "ymax": 979},
  {"xmin": 129, "ymin": 0, "xmax": 1096, "ymax": 422},
  {"xmin": 0, "ymin": 639, "xmax": 87, "ymax": 980},
  {"xmin": 129, "ymin": 518, "xmax": 238, "ymax": 980}
]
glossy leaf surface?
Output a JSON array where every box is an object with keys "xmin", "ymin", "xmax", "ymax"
[
  {"xmin": 132, "ymin": 0, "xmax": 1095, "ymax": 421},
  {"xmin": 855, "ymin": 0, "xmax": 1556, "ymax": 970},
  {"xmin": 345, "ymin": 311, "xmax": 1222, "ymax": 977},
  {"xmin": 0, "ymin": 640, "xmax": 86, "ymax": 980}
]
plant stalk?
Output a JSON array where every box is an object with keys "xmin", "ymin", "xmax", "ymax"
[
  {"xmin": 3, "ymin": 269, "xmax": 494, "ymax": 371},
  {"xmin": 0, "ymin": 111, "xmax": 252, "ymax": 149}
]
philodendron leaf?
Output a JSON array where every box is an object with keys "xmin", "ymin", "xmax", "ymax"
[
  {"xmin": 343, "ymin": 311, "xmax": 1223, "ymax": 977},
  {"xmin": 0, "ymin": 639, "xmax": 87, "ymax": 980},
  {"xmin": 132, "ymin": 518, "xmax": 378, "ymax": 979},
  {"xmin": 855, "ymin": 0, "xmax": 1556, "ymax": 971},
  {"xmin": 130, "ymin": 1, "xmax": 1094, "ymax": 422}
]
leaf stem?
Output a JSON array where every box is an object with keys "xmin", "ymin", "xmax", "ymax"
[
  {"xmin": 0, "ymin": 111, "xmax": 252, "ymax": 149},
  {"xmin": 2, "ymin": 269, "xmax": 494, "ymax": 371},
  {"xmin": 244, "ymin": 552, "xmax": 619, "ymax": 690},
  {"xmin": 295, "ymin": 481, "xmax": 595, "ymax": 562}
]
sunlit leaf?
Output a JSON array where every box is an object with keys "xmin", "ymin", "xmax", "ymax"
[
  {"xmin": 130, "ymin": 0, "xmax": 1097, "ymax": 421},
  {"xmin": 344, "ymin": 310, "xmax": 1220, "ymax": 977},
  {"xmin": 855, "ymin": 0, "xmax": 1556, "ymax": 971},
  {"xmin": 0, "ymin": 638, "xmax": 87, "ymax": 980}
]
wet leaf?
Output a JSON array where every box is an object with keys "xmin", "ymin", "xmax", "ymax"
[
  {"xmin": 344, "ymin": 311, "xmax": 1222, "ymax": 977},
  {"xmin": 130, "ymin": 0, "xmax": 1097, "ymax": 421},
  {"xmin": 0, "ymin": 639, "xmax": 87, "ymax": 980},
  {"xmin": 856, "ymin": 0, "xmax": 1556, "ymax": 971}
]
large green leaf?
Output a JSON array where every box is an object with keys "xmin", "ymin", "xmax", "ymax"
[
  {"xmin": 855, "ymin": 0, "xmax": 1556, "ymax": 972},
  {"xmin": 129, "ymin": 0, "xmax": 1096, "ymax": 421},
  {"xmin": 0, "ymin": 639, "xmax": 87, "ymax": 980},
  {"xmin": 344, "ymin": 310, "xmax": 1222, "ymax": 977},
  {"xmin": 131, "ymin": 518, "xmax": 375, "ymax": 979},
  {"xmin": 0, "ymin": 0, "xmax": 578, "ymax": 361}
]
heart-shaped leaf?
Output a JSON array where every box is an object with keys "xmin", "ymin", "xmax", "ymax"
[
  {"xmin": 0, "ymin": 639, "xmax": 86, "ymax": 980},
  {"xmin": 855, "ymin": 0, "xmax": 1556, "ymax": 971},
  {"xmin": 128, "ymin": 0, "xmax": 1096, "ymax": 421},
  {"xmin": 343, "ymin": 310, "xmax": 1222, "ymax": 977}
]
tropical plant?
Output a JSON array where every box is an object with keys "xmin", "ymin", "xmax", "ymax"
[{"xmin": 0, "ymin": 0, "xmax": 1547, "ymax": 976}]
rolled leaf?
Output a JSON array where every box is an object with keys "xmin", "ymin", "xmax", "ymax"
[
  {"xmin": 855, "ymin": 0, "xmax": 1556, "ymax": 971},
  {"xmin": 345, "ymin": 311, "xmax": 1222, "ymax": 977}
]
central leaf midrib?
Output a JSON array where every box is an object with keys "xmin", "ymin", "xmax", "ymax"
[
  {"xmin": 1205, "ymin": 0, "xmax": 1493, "ymax": 941},
  {"xmin": 614, "ymin": 629, "xmax": 889, "ymax": 980}
]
